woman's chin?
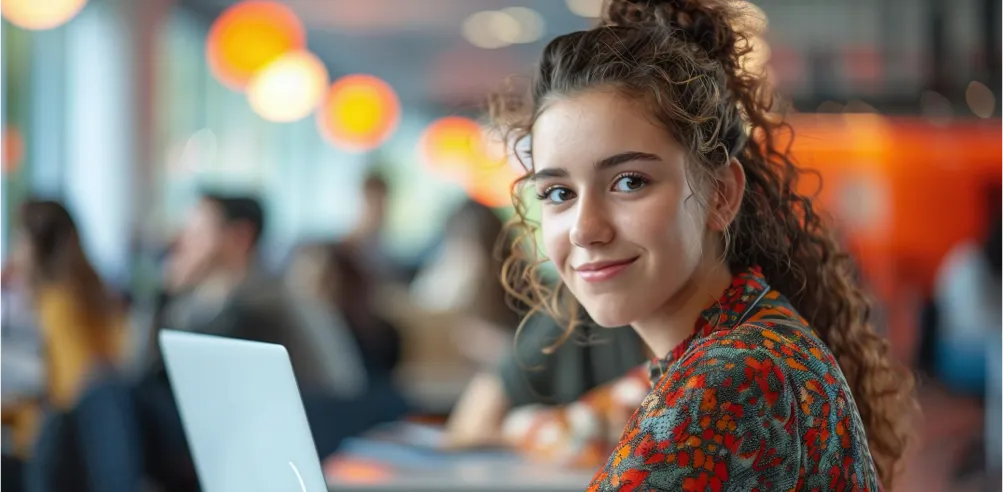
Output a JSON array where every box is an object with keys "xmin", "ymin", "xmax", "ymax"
[{"xmin": 580, "ymin": 301, "xmax": 636, "ymax": 328}]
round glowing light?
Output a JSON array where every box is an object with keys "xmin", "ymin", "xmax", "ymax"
[
  {"xmin": 463, "ymin": 11, "xmax": 519, "ymax": 49},
  {"xmin": 206, "ymin": 0, "xmax": 306, "ymax": 91},
  {"xmin": 1, "ymin": 0, "xmax": 87, "ymax": 30},
  {"xmin": 420, "ymin": 117, "xmax": 485, "ymax": 179},
  {"xmin": 466, "ymin": 160, "xmax": 520, "ymax": 208},
  {"xmin": 419, "ymin": 117, "xmax": 519, "ymax": 207},
  {"xmin": 565, "ymin": 0, "xmax": 603, "ymax": 18},
  {"xmin": 247, "ymin": 51, "xmax": 329, "ymax": 122},
  {"xmin": 317, "ymin": 74, "xmax": 401, "ymax": 152},
  {"xmin": 500, "ymin": 7, "xmax": 545, "ymax": 44},
  {"xmin": 965, "ymin": 80, "xmax": 996, "ymax": 119}
]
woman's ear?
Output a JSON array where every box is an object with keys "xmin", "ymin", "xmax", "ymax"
[{"xmin": 708, "ymin": 158, "xmax": 746, "ymax": 231}]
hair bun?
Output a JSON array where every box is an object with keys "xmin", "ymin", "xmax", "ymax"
[{"xmin": 603, "ymin": 0, "xmax": 740, "ymax": 69}]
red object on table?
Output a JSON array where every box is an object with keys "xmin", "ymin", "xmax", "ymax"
[{"xmin": 323, "ymin": 456, "xmax": 394, "ymax": 484}]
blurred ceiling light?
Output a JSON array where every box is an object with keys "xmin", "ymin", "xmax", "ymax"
[
  {"xmin": 463, "ymin": 10, "xmax": 515, "ymax": 49},
  {"xmin": 207, "ymin": 0, "xmax": 306, "ymax": 91},
  {"xmin": 317, "ymin": 74, "xmax": 400, "ymax": 152},
  {"xmin": 965, "ymin": 80, "xmax": 996, "ymax": 119},
  {"xmin": 565, "ymin": 0, "xmax": 603, "ymax": 18},
  {"xmin": 247, "ymin": 51, "xmax": 329, "ymax": 123},
  {"xmin": 420, "ymin": 116, "xmax": 485, "ymax": 179},
  {"xmin": 920, "ymin": 90, "xmax": 953, "ymax": 126},
  {"xmin": 1, "ymin": 0, "xmax": 86, "ymax": 30},
  {"xmin": 419, "ymin": 117, "xmax": 518, "ymax": 208},
  {"xmin": 501, "ymin": 7, "xmax": 545, "ymax": 44},
  {"xmin": 466, "ymin": 163, "xmax": 520, "ymax": 208}
]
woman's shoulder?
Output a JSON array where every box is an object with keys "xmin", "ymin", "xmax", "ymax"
[{"xmin": 673, "ymin": 315, "xmax": 839, "ymax": 391}]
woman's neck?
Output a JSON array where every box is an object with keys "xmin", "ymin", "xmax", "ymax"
[{"xmin": 631, "ymin": 261, "xmax": 734, "ymax": 359}]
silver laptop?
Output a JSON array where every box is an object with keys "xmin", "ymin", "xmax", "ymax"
[{"xmin": 160, "ymin": 330, "xmax": 327, "ymax": 492}]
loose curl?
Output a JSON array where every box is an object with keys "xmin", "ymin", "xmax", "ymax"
[{"xmin": 491, "ymin": 0, "xmax": 916, "ymax": 487}]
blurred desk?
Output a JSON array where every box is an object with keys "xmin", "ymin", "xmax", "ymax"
[
  {"xmin": 395, "ymin": 365, "xmax": 473, "ymax": 415},
  {"xmin": 325, "ymin": 424, "xmax": 593, "ymax": 492},
  {"xmin": 327, "ymin": 466, "xmax": 592, "ymax": 492}
]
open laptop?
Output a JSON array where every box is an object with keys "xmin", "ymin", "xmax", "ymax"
[{"xmin": 159, "ymin": 330, "xmax": 327, "ymax": 492}]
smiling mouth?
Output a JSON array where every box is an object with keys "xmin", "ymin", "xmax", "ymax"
[{"xmin": 574, "ymin": 257, "xmax": 639, "ymax": 283}]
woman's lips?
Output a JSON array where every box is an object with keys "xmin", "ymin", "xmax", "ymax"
[{"xmin": 575, "ymin": 257, "xmax": 639, "ymax": 283}]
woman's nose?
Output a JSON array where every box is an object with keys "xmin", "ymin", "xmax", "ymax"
[{"xmin": 569, "ymin": 197, "xmax": 614, "ymax": 248}]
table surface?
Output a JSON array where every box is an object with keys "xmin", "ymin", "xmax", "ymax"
[{"xmin": 324, "ymin": 423, "xmax": 594, "ymax": 492}]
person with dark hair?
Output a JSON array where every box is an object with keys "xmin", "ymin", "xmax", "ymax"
[
  {"xmin": 411, "ymin": 200, "xmax": 521, "ymax": 364},
  {"xmin": 491, "ymin": 0, "xmax": 915, "ymax": 489},
  {"xmin": 149, "ymin": 192, "xmax": 362, "ymax": 393},
  {"xmin": 282, "ymin": 241, "xmax": 408, "ymax": 458},
  {"xmin": 6, "ymin": 200, "xmax": 140, "ymax": 492},
  {"xmin": 345, "ymin": 170, "xmax": 404, "ymax": 283},
  {"xmin": 135, "ymin": 192, "xmax": 366, "ymax": 489},
  {"xmin": 324, "ymin": 243, "xmax": 403, "ymax": 378}
]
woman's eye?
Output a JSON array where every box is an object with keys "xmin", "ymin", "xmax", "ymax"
[
  {"xmin": 539, "ymin": 187, "xmax": 576, "ymax": 204},
  {"xmin": 612, "ymin": 175, "xmax": 647, "ymax": 193}
]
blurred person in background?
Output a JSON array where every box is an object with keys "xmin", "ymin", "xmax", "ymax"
[
  {"xmin": 411, "ymin": 199, "xmax": 520, "ymax": 367},
  {"xmin": 135, "ymin": 192, "xmax": 368, "ymax": 489},
  {"xmin": 150, "ymin": 191, "xmax": 365, "ymax": 396},
  {"xmin": 490, "ymin": 0, "xmax": 916, "ymax": 489},
  {"xmin": 932, "ymin": 186, "xmax": 1001, "ymax": 393},
  {"xmin": 444, "ymin": 311, "xmax": 645, "ymax": 449},
  {"xmin": 4, "ymin": 200, "xmax": 140, "ymax": 492},
  {"xmin": 500, "ymin": 363, "xmax": 650, "ymax": 468},
  {"xmin": 932, "ymin": 185, "xmax": 1001, "ymax": 484},
  {"xmin": 1, "ymin": 262, "xmax": 45, "ymax": 451},
  {"xmin": 322, "ymin": 243, "xmax": 403, "ymax": 379},
  {"xmin": 344, "ymin": 170, "xmax": 405, "ymax": 284},
  {"xmin": 284, "ymin": 241, "xmax": 410, "ymax": 456}
]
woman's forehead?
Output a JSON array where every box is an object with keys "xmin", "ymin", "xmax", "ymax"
[{"xmin": 531, "ymin": 91, "xmax": 683, "ymax": 173}]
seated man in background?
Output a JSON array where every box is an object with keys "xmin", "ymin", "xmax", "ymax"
[
  {"xmin": 135, "ymin": 192, "xmax": 376, "ymax": 489},
  {"xmin": 445, "ymin": 311, "xmax": 646, "ymax": 454},
  {"xmin": 148, "ymin": 192, "xmax": 366, "ymax": 399}
]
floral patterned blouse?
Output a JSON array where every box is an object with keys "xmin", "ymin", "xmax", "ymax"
[{"xmin": 588, "ymin": 266, "xmax": 880, "ymax": 492}]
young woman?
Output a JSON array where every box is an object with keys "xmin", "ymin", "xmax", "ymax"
[
  {"xmin": 12, "ymin": 200, "xmax": 140, "ymax": 491},
  {"xmin": 494, "ymin": 0, "xmax": 915, "ymax": 489}
]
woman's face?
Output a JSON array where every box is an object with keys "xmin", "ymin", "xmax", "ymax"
[{"xmin": 531, "ymin": 90, "xmax": 714, "ymax": 328}]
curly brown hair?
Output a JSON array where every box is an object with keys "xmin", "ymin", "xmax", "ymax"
[{"xmin": 491, "ymin": 0, "xmax": 916, "ymax": 486}]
